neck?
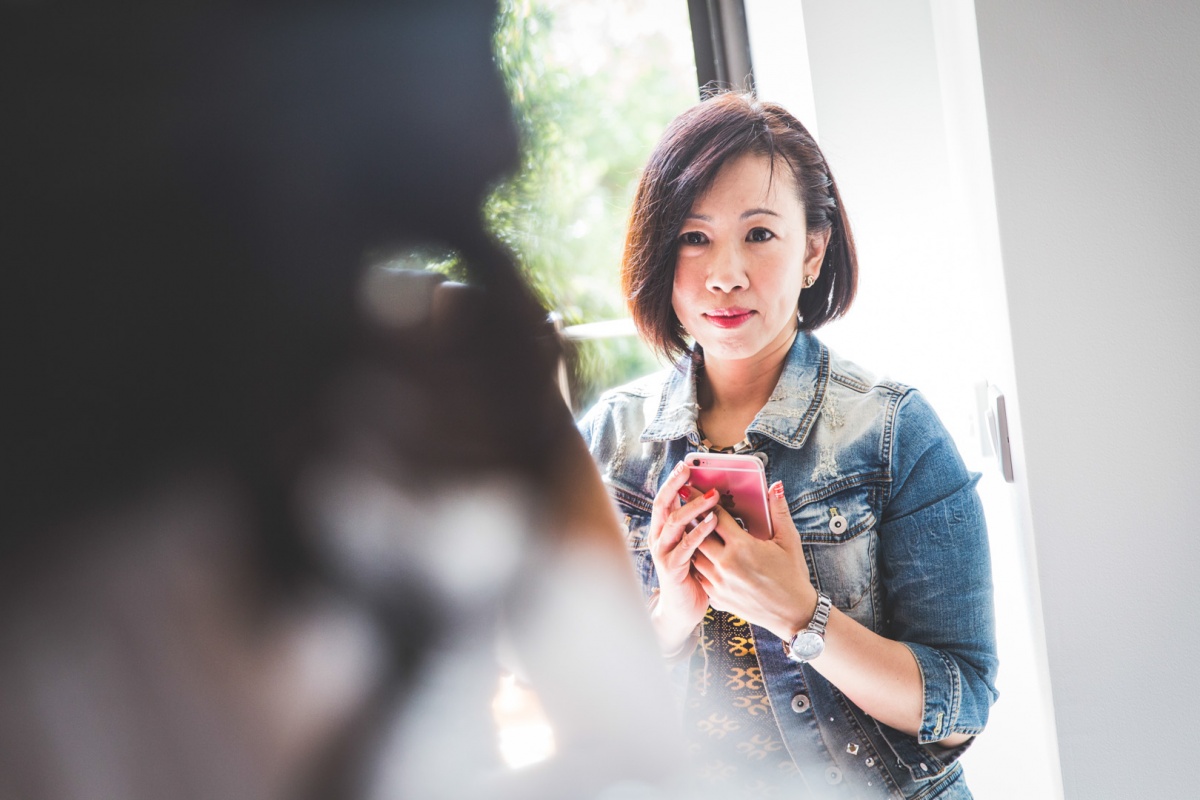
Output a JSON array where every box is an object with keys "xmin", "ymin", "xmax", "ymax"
[{"xmin": 698, "ymin": 328, "xmax": 797, "ymax": 430}]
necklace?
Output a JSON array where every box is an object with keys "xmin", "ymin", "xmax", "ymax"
[{"xmin": 696, "ymin": 424, "xmax": 754, "ymax": 454}]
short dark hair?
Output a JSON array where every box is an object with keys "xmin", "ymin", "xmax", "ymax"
[{"xmin": 621, "ymin": 92, "xmax": 857, "ymax": 362}]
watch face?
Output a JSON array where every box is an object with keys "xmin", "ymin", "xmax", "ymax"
[{"xmin": 789, "ymin": 631, "xmax": 825, "ymax": 662}]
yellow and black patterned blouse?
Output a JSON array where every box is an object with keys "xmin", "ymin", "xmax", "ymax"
[{"xmin": 682, "ymin": 607, "xmax": 814, "ymax": 798}]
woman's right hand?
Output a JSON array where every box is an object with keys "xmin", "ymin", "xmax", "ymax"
[{"xmin": 646, "ymin": 461, "xmax": 720, "ymax": 655}]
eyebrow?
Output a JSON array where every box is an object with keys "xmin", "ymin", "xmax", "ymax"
[{"xmin": 684, "ymin": 208, "xmax": 781, "ymax": 222}]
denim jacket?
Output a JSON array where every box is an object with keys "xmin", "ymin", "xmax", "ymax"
[{"xmin": 578, "ymin": 332, "xmax": 998, "ymax": 799}]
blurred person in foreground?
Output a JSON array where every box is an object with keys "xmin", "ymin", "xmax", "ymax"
[{"xmin": 0, "ymin": 3, "xmax": 680, "ymax": 798}]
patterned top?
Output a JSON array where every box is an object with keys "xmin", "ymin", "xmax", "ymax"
[{"xmin": 683, "ymin": 607, "xmax": 813, "ymax": 797}]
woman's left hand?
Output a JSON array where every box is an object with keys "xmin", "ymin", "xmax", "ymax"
[{"xmin": 692, "ymin": 481, "xmax": 819, "ymax": 641}]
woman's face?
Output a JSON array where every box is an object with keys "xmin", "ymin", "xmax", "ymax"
[{"xmin": 672, "ymin": 152, "xmax": 827, "ymax": 365}]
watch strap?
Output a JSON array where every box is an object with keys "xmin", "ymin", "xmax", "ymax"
[{"xmin": 808, "ymin": 592, "xmax": 832, "ymax": 636}]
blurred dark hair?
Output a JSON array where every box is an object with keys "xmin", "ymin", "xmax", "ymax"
[
  {"xmin": 621, "ymin": 91, "xmax": 857, "ymax": 362},
  {"xmin": 0, "ymin": 7, "xmax": 585, "ymax": 798},
  {"xmin": 0, "ymin": 1, "xmax": 555, "ymax": 574}
]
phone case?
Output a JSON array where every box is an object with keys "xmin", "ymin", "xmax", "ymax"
[{"xmin": 684, "ymin": 451, "xmax": 773, "ymax": 539}]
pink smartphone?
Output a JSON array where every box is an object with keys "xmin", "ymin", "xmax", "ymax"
[{"xmin": 684, "ymin": 451, "xmax": 773, "ymax": 540}]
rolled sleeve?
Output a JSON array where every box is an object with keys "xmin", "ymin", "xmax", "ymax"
[
  {"xmin": 881, "ymin": 392, "xmax": 999, "ymax": 744},
  {"xmin": 903, "ymin": 640, "xmax": 969, "ymax": 743}
]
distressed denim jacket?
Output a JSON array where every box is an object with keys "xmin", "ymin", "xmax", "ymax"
[{"xmin": 578, "ymin": 332, "xmax": 998, "ymax": 800}]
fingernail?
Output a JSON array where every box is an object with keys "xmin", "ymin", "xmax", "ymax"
[
  {"xmin": 702, "ymin": 511, "xmax": 715, "ymax": 525},
  {"xmin": 704, "ymin": 488, "xmax": 719, "ymax": 500},
  {"xmin": 671, "ymin": 462, "xmax": 685, "ymax": 476},
  {"xmin": 678, "ymin": 487, "xmax": 691, "ymax": 502},
  {"xmin": 770, "ymin": 481, "xmax": 785, "ymax": 499}
]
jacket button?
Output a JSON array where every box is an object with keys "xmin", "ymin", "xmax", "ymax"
[
  {"xmin": 790, "ymin": 694, "xmax": 811, "ymax": 713},
  {"xmin": 825, "ymin": 766, "xmax": 843, "ymax": 785},
  {"xmin": 828, "ymin": 512, "xmax": 848, "ymax": 535}
]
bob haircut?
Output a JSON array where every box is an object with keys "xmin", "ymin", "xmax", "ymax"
[{"xmin": 621, "ymin": 92, "xmax": 857, "ymax": 362}]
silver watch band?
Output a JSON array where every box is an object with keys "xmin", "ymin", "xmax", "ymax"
[{"xmin": 808, "ymin": 592, "xmax": 832, "ymax": 636}]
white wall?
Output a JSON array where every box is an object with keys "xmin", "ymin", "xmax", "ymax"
[
  {"xmin": 749, "ymin": 2, "xmax": 1200, "ymax": 796},
  {"xmin": 974, "ymin": 1, "xmax": 1200, "ymax": 798},
  {"xmin": 749, "ymin": 2, "xmax": 1060, "ymax": 797}
]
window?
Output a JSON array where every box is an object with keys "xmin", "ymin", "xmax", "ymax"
[{"xmin": 489, "ymin": 0, "xmax": 698, "ymax": 413}]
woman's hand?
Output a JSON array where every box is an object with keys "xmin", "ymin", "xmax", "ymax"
[
  {"xmin": 646, "ymin": 461, "xmax": 721, "ymax": 654},
  {"xmin": 692, "ymin": 480, "xmax": 819, "ymax": 641}
]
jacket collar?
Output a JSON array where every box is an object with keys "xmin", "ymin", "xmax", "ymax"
[{"xmin": 640, "ymin": 331, "xmax": 829, "ymax": 450}]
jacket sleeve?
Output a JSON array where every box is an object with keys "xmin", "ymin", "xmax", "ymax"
[
  {"xmin": 576, "ymin": 405, "xmax": 597, "ymax": 449},
  {"xmin": 576, "ymin": 398, "xmax": 695, "ymax": 698},
  {"xmin": 576, "ymin": 398, "xmax": 618, "ymax": 475},
  {"xmin": 879, "ymin": 390, "xmax": 999, "ymax": 744}
]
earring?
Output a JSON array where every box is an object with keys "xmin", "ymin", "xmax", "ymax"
[{"xmin": 803, "ymin": 274, "xmax": 816, "ymax": 288}]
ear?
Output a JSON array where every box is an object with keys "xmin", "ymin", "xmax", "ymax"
[{"xmin": 804, "ymin": 228, "xmax": 832, "ymax": 279}]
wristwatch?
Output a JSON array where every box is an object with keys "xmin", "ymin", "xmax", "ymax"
[{"xmin": 784, "ymin": 592, "xmax": 832, "ymax": 663}]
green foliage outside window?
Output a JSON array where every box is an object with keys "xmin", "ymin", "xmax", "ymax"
[{"xmin": 484, "ymin": 0, "xmax": 698, "ymax": 414}]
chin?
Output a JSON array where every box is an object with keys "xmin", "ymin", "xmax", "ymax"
[{"xmin": 696, "ymin": 339, "xmax": 761, "ymax": 362}]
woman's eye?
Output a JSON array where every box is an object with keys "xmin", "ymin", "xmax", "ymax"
[
  {"xmin": 747, "ymin": 227, "xmax": 775, "ymax": 242},
  {"xmin": 678, "ymin": 231, "xmax": 708, "ymax": 246}
]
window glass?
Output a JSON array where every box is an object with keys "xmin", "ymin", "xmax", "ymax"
[{"xmin": 490, "ymin": 0, "xmax": 698, "ymax": 413}]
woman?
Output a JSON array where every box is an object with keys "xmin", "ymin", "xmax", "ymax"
[{"xmin": 579, "ymin": 92, "xmax": 998, "ymax": 799}]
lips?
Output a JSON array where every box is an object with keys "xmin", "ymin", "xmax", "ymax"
[{"xmin": 703, "ymin": 307, "xmax": 755, "ymax": 328}]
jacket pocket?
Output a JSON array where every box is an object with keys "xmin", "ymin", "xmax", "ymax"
[{"xmin": 790, "ymin": 482, "xmax": 878, "ymax": 628}]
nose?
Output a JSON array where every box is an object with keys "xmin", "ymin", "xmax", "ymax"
[{"xmin": 705, "ymin": 242, "xmax": 748, "ymax": 294}]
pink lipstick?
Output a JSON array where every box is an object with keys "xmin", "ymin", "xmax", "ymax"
[{"xmin": 704, "ymin": 307, "xmax": 755, "ymax": 328}]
